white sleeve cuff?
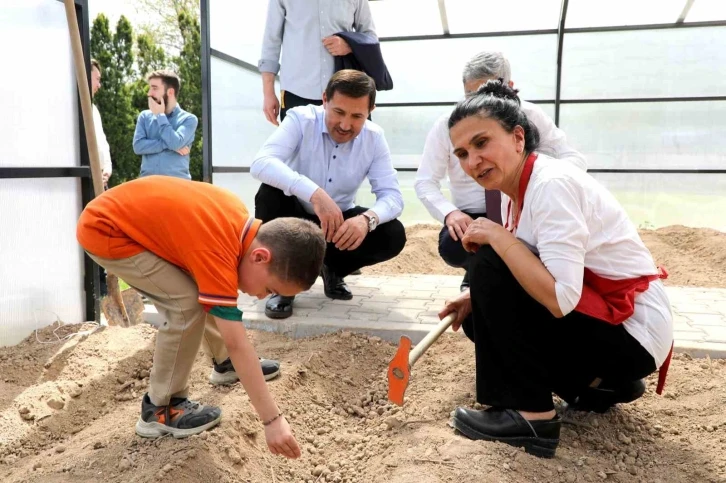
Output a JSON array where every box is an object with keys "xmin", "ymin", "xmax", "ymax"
[
  {"xmin": 555, "ymin": 280, "xmax": 579, "ymax": 316},
  {"xmin": 290, "ymin": 176, "xmax": 319, "ymax": 203},
  {"xmin": 438, "ymin": 202, "xmax": 459, "ymax": 223},
  {"xmin": 258, "ymin": 59, "xmax": 280, "ymax": 74}
]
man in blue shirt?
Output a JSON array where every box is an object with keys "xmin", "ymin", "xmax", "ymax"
[
  {"xmin": 251, "ymin": 70, "xmax": 406, "ymax": 319},
  {"xmin": 133, "ymin": 70, "xmax": 197, "ymax": 179}
]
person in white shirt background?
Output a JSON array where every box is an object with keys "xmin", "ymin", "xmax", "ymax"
[
  {"xmin": 90, "ymin": 59, "xmax": 113, "ymax": 296},
  {"xmin": 438, "ymin": 80, "xmax": 673, "ymax": 459},
  {"xmin": 90, "ymin": 59, "xmax": 113, "ymax": 189},
  {"xmin": 414, "ymin": 51, "xmax": 586, "ymax": 291}
]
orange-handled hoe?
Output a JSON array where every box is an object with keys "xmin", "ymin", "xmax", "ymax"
[{"xmin": 387, "ymin": 312, "xmax": 457, "ymax": 406}]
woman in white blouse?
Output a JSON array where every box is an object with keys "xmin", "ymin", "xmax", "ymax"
[{"xmin": 440, "ymin": 80, "xmax": 673, "ymax": 459}]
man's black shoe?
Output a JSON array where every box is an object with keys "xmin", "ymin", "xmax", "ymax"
[
  {"xmin": 321, "ymin": 265, "xmax": 353, "ymax": 300},
  {"xmin": 564, "ymin": 379, "xmax": 646, "ymax": 413},
  {"xmin": 265, "ymin": 295, "xmax": 294, "ymax": 319},
  {"xmin": 453, "ymin": 407, "xmax": 560, "ymax": 458}
]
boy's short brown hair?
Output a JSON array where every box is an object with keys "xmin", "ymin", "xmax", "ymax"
[
  {"xmin": 91, "ymin": 59, "xmax": 101, "ymax": 72},
  {"xmin": 256, "ymin": 218, "xmax": 326, "ymax": 289},
  {"xmin": 147, "ymin": 69, "xmax": 181, "ymax": 95}
]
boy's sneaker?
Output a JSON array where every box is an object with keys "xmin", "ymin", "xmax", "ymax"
[
  {"xmin": 135, "ymin": 393, "xmax": 221, "ymax": 439},
  {"xmin": 209, "ymin": 357, "xmax": 281, "ymax": 385}
]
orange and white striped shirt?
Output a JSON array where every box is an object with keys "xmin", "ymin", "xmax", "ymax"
[{"xmin": 77, "ymin": 176, "xmax": 260, "ymax": 316}]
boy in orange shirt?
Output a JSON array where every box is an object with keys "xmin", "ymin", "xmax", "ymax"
[{"xmin": 77, "ymin": 175, "xmax": 325, "ymax": 458}]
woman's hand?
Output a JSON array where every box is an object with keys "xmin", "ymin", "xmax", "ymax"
[
  {"xmin": 461, "ymin": 217, "xmax": 508, "ymax": 252},
  {"xmin": 438, "ymin": 289, "xmax": 472, "ymax": 332}
]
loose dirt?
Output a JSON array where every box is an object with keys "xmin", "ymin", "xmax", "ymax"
[
  {"xmin": 2, "ymin": 323, "xmax": 725, "ymax": 483},
  {"xmin": 365, "ymin": 224, "xmax": 726, "ymax": 288}
]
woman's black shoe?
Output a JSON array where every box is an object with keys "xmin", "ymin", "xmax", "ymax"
[
  {"xmin": 452, "ymin": 407, "xmax": 561, "ymax": 458},
  {"xmin": 564, "ymin": 379, "xmax": 646, "ymax": 413}
]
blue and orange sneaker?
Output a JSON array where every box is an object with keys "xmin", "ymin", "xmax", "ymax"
[{"xmin": 135, "ymin": 393, "xmax": 221, "ymax": 438}]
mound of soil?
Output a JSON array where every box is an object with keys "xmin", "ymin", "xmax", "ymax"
[
  {"xmin": 1, "ymin": 323, "xmax": 725, "ymax": 483},
  {"xmin": 366, "ymin": 224, "xmax": 726, "ymax": 288},
  {"xmin": 638, "ymin": 226, "xmax": 726, "ymax": 288}
]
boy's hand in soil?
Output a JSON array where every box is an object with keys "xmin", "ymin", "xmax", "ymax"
[
  {"xmin": 265, "ymin": 416, "xmax": 301, "ymax": 459},
  {"xmin": 214, "ymin": 317, "xmax": 301, "ymax": 458}
]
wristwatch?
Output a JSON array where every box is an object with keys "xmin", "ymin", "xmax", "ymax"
[{"xmin": 361, "ymin": 212, "xmax": 378, "ymax": 232}]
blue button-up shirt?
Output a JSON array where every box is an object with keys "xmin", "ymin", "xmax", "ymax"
[
  {"xmin": 250, "ymin": 105, "xmax": 403, "ymax": 224},
  {"xmin": 132, "ymin": 105, "xmax": 198, "ymax": 179},
  {"xmin": 259, "ymin": 0, "xmax": 376, "ymax": 100}
]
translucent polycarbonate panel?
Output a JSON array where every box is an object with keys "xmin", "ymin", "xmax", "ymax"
[
  {"xmin": 559, "ymin": 101, "xmax": 726, "ymax": 170},
  {"xmin": 373, "ymin": 105, "xmax": 455, "ymax": 169},
  {"xmin": 0, "ymin": 0, "xmax": 79, "ymax": 168},
  {"xmin": 536, "ymin": 103, "xmax": 556, "ymax": 120},
  {"xmin": 212, "ymin": 173, "xmax": 261, "ymax": 214},
  {"xmin": 357, "ymin": 171, "xmax": 440, "ymax": 225},
  {"xmin": 445, "ymin": 0, "xmax": 561, "ymax": 33},
  {"xmin": 566, "ymin": 0, "xmax": 684, "ymax": 28},
  {"xmin": 374, "ymin": 103, "xmax": 555, "ymax": 169},
  {"xmin": 0, "ymin": 178, "xmax": 86, "ymax": 347},
  {"xmin": 209, "ymin": 0, "xmax": 268, "ymax": 65},
  {"xmin": 377, "ymin": 35, "xmax": 557, "ymax": 103},
  {"xmin": 370, "ymin": 0, "xmax": 442, "ymax": 37},
  {"xmin": 686, "ymin": 0, "xmax": 726, "ymax": 23},
  {"xmin": 210, "ymin": 56, "xmax": 279, "ymax": 167},
  {"xmin": 590, "ymin": 173, "xmax": 726, "ymax": 231},
  {"xmin": 561, "ymin": 27, "xmax": 726, "ymax": 99}
]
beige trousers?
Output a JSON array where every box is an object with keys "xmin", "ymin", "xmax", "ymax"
[{"xmin": 88, "ymin": 251, "xmax": 231, "ymax": 406}]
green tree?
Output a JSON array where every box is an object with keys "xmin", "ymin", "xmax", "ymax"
[
  {"xmin": 135, "ymin": 0, "xmax": 199, "ymax": 51},
  {"xmin": 91, "ymin": 15, "xmax": 139, "ymax": 186},
  {"xmin": 137, "ymin": 32, "xmax": 167, "ymax": 78},
  {"xmin": 130, "ymin": 33, "xmax": 167, "ymax": 113},
  {"xmin": 174, "ymin": 8, "xmax": 203, "ymax": 181}
]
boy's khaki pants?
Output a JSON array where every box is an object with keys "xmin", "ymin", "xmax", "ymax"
[{"xmin": 88, "ymin": 251, "xmax": 231, "ymax": 407}]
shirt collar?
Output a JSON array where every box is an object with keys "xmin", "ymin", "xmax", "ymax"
[{"xmin": 320, "ymin": 106, "xmax": 330, "ymax": 136}]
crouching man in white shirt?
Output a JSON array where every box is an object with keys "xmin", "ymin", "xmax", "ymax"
[{"xmin": 414, "ymin": 51, "xmax": 586, "ymax": 291}]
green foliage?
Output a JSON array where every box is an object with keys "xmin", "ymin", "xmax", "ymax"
[
  {"xmin": 135, "ymin": 0, "xmax": 199, "ymax": 51},
  {"xmin": 90, "ymin": 5, "xmax": 203, "ymax": 184},
  {"xmin": 91, "ymin": 15, "xmax": 140, "ymax": 186},
  {"xmin": 174, "ymin": 8, "xmax": 203, "ymax": 181},
  {"xmin": 137, "ymin": 33, "xmax": 167, "ymax": 76}
]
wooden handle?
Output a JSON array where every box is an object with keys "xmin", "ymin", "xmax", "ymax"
[
  {"xmin": 408, "ymin": 312, "xmax": 457, "ymax": 367},
  {"xmin": 63, "ymin": 0, "xmax": 104, "ymax": 197}
]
